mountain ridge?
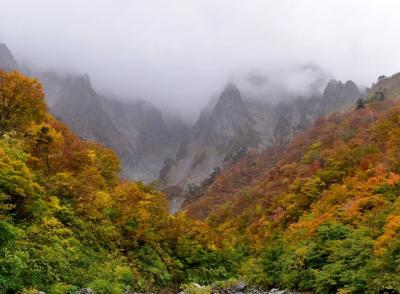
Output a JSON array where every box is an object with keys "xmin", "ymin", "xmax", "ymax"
[
  {"xmin": 0, "ymin": 42, "xmax": 362, "ymax": 210},
  {"xmin": 162, "ymin": 77, "xmax": 362, "ymax": 211}
]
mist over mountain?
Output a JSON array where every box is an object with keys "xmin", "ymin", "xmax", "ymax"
[
  {"xmin": 2, "ymin": 0, "xmax": 400, "ymax": 120},
  {"xmin": 162, "ymin": 76, "xmax": 362, "ymax": 211},
  {"xmin": 2, "ymin": 2, "xmax": 400, "ymax": 293},
  {"xmin": 0, "ymin": 42, "xmax": 362, "ymax": 204}
]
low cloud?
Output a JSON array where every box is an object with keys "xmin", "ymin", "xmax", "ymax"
[{"xmin": 1, "ymin": 0, "xmax": 399, "ymax": 121}]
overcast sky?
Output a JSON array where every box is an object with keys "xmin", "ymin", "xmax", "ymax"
[{"xmin": 1, "ymin": 0, "xmax": 400, "ymax": 120}]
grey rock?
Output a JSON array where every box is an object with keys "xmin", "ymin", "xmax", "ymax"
[
  {"xmin": 0, "ymin": 42, "xmax": 19, "ymax": 71},
  {"xmin": 230, "ymin": 281, "xmax": 247, "ymax": 292},
  {"xmin": 76, "ymin": 289, "xmax": 94, "ymax": 294},
  {"xmin": 268, "ymin": 289, "xmax": 286, "ymax": 294}
]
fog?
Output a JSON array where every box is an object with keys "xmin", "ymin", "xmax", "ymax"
[{"xmin": 1, "ymin": 0, "xmax": 400, "ymax": 121}]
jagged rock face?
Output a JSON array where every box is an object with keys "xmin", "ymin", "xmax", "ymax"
[
  {"xmin": 35, "ymin": 70, "xmax": 188, "ymax": 182},
  {"xmin": 323, "ymin": 79, "xmax": 361, "ymax": 110},
  {"xmin": 205, "ymin": 84, "xmax": 254, "ymax": 149},
  {"xmin": 163, "ymin": 79, "xmax": 362, "ymax": 211},
  {"xmin": 0, "ymin": 43, "xmax": 19, "ymax": 71},
  {"xmin": 35, "ymin": 71, "xmax": 68, "ymax": 107},
  {"xmin": 160, "ymin": 84, "xmax": 259, "ymax": 191},
  {"xmin": 101, "ymin": 98, "xmax": 188, "ymax": 181},
  {"xmin": 49, "ymin": 74, "xmax": 136, "ymax": 169}
]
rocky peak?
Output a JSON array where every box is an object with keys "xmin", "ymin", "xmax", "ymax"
[
  {"xmin": 343, "ymin": 80, "xmax": 361, "ymax": 99},
  {"xmin": 213, "ymin": 83, "xmax": 245, "ymax": 114},
  {"xmin": 64, "ymin": 74, "xmax": 95, "ymax": 98},
  {"xmin": 323, "ymin": 79, "xmax": 341, "ymax": 98},
  {"xmin": 206, "ymin": 83, "xmax": 254, "ymax": 149},
  {"xmin": 0, "ymin": 42, "xmax": 19, "ymax": 71},
  {"xmin": 51, "ymin": 73, "xmax": 119, "ymax": 142},
  {"xmin": 323, "ymin": 78, "xmax": 361, "ymax": 101}
]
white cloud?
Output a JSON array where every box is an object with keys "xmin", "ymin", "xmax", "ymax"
[{"xmin": 1, "ymin": 0, "xmax": 399, "ymax": 120}]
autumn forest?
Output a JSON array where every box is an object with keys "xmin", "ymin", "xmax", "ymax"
[
  {"xmin": 2, "ymin": 1, "xmax": 400, "ymax": 293},
  {"xmin": 0, "ymin": 63, "xmax": 400, "ymax": 294}
]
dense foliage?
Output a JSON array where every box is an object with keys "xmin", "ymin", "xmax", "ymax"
[
  {"xmin": 186, "ymin": 75, "xmax": 400, "ymax": 293},
  {"xmin": 1, "ymin": 69, "xmax": 400, "ymax": 293},
  {"xmin": 0, "ymin": 70, "xmax": 241, "ymax": 293}
]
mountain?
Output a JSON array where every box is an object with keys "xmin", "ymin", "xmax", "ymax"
[
  {"xmin": 0, "ymin": 68, "xmax": 245, "ymax": 293},
  {"xmin": 0, "ymin": 43, "xmax": 187, "ymax": 182},
  {"xmin": 162, "ymin": 77, "xmax": 362, "ymax": 211},
  {"xmin": 1, "ymin": 39, "xmax": 400, "ymax": 293},
  {"xmin": 176, "ymin": 72, "xmax": 400, "ymax": 293},
  {"xmin": 160, "ymin": 84, "xmax": 257, "ymax": 189},
  {"xmin": 2, "ymin": 68, "xmax": 398, "ymax": 293},
  {"xmin": 0, "ymin": 42, "xmax": 362, "ymax": 205},
  {"xmin": 37, "ymin": 70, "xmax": 188, "ymax": 181}
]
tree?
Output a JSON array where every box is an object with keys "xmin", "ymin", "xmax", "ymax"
[
  {"xmin": 32, "ymin": 125, "xmax": 54, "ymax": 173},
  {"xmin": 0, "ymin": 71, "xmax": 46, "ymax": 135},
  {"xmin": 378, "ymin": 75, "xmax": 386, "ymax": 81},
  {"xmin": 356, "ymin": 98, "xmax": 366, "ymax": 109}
]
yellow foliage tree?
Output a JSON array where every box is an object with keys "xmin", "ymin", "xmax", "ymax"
[{"xmin": 0, "ymin": 71, "xmax": 46, "ymax": 135}]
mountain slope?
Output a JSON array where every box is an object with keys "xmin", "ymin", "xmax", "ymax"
[
  {"xmin": 0, "ymin": 42, "xmax": 188, "ymax": 182},
  {"xmin": 46, "ymin": 71, "xmax": 189, "ymax": 182},
  {"xmin": 1, "ymin": 42, "xmax": 400, "ymax": 293},
  {"xmin": 0, "ymin": 69, "xmax": 241, "ymax": 293},
  {"xmin": 163, "ymin": 78, "xmax": 362, "ymax": 211},
  {"xmin": 183, "ymin": 72, "xmax": 400, "ymax": 293}
]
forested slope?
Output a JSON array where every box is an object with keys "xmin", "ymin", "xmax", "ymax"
[
  {"xmin": 185, "ymin": 74, "xmax": 400, "ymax": 293},
  {"xmin": 1, "ymin": 69, "xmax": 400, "ymax": 293},
  {"xmin": 0, "ymin": 70, "xmax": 240, "ymax": 293}
]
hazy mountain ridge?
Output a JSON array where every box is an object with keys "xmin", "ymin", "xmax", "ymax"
[
  {"xmin": 0, "ymin": 42, "xmax": 188, "ymax": 182},
  {"xmin": 0, "ymin": 42, "xmax": 361, "ymax": 206},
  {"xmin": 44, "ymin": 72, "xmax": 188, "ymax": 181},
  {"xmin": 2, "ymin": 36, "xmax": 400, "ymax": 293},
  {"xmin": 161, "ymin": 77, "xmax": 362, "ymax": 211}
]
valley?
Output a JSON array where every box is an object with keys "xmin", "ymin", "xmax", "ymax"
[{"xmin": 1, "ymin": 10, "xmax": 400, "ymax": 292}]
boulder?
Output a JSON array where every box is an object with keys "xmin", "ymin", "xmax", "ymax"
[{"xmin": 76, "ymin": 289, "xmax": 94, "ymax": 294}]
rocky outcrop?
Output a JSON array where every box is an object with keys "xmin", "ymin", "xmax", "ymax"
[
  {"xmin": 0, "ymin": 43, "xmax": 19, "ymax": 71},
  {"xmin": 204, "ymin": 83, "xmax": 255, "ymax": 150},
  {"xmin": 101, "ymin": 97, "xmax": 188, "ymax": 180},
  {"xmin": 160, "ymin": 84, "xmax": 259, "ymax": 197},
  {"xmin": 46, "ymin": 73, "xmax": 136, "ymax": 171},
  {"xmin": 75, "ymin": 289, "xmax": 94, "ymax": 294},
  {"xmin": 322, "ymin": 79, "xmax": 361, "ymax": 111}
]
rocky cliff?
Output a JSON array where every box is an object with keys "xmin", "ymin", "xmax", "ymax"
[
  {"xmin": 41, "ymin": 72, "xmax": 188, "ymax": 182},
  {"xmin": 0, "ymin": 43, "xmax": 19, "ymax": 71},
  {"xmin": 161, "ymin": 78, "xmax": 362, "ymax": 211}
]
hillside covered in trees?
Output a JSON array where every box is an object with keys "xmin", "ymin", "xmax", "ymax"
[
  {"xmin": 1, "ymin": 69, "xmax": 400, "ymax": 294},
  {"xmin": 185, "ymin": 73, "xmax": 400, "ymax": 293},
  {"xmin": 0, "ymin": 70, "xmax": 242, "ymax": 293}
]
